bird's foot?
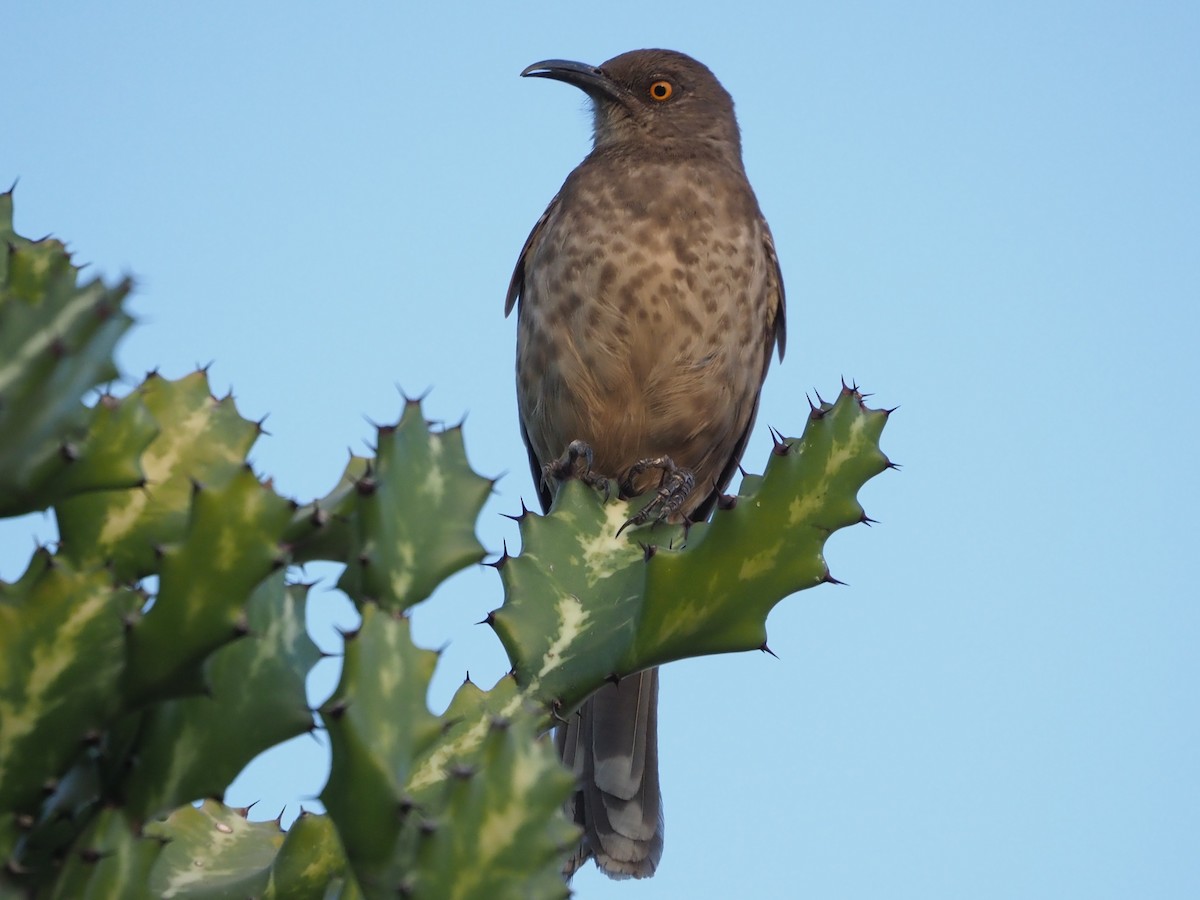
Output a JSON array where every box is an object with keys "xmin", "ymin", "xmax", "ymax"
[
  {"xmin": 542, "ymin": 439, "xmax": 612, "ymax": 499},
  {"xmin": 618, "ymin": 456, "xmax": 695, "ymax": 534}
]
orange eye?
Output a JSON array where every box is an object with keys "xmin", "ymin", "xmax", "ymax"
[{"xmin": 648, "ymin": 80, "xmax": 673, "ymax": 101}]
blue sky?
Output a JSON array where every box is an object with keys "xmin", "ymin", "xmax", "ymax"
[{"xmin": 4, "ymin": 3, "xmax": 1198, "ymax": 897}]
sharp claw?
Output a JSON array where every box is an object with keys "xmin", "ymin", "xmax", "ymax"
[
  {"xmin": 617, "ymin": 456, "xmax": 695, "ymax": 534},
  {"xmin": 543, "ymin": 440, "xmax": 610, "ymax": 500}
]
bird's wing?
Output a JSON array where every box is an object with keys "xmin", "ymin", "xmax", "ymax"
[
  {"xmin": 509, "ymin": 198, "xmax": 561, "ymax": 511},
  {"xmin": 692, "ymin": 219, "xmax": 787, "ymax": 521},
  {"xmin": 520, "ymin": 416, "xmax": 554, "ymax": 514},
  {"xmin": 762, "ymin": 219, "xmax": 787, "ymax": 363},
  {"xmin": 505, "ymin": 199, "xmax": 558, "ymax": 317}
]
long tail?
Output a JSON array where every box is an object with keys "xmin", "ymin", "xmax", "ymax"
[{"xmin": 557, "ymin": 667, "xmax": 663, "ymax": 879}]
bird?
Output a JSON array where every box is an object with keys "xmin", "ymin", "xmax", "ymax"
[{"xmin": 505, "ymin": 49, "xmax": 786, "ymax": 879}]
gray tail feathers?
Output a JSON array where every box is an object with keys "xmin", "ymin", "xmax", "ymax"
[{"xmin": 557, "ymin": 667, "xmax": 663, "ymax": 879}]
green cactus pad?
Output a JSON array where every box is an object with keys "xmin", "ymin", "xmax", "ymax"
[
  {"xmin": 121, "ymin": 465, "xmax": 295, "ymax": 705},
  {"xmin": 492, "ymin": 384, "xmax": 892, "ymax": 713},
  {"xmin": 43, "ymin": 806, "xmax": 166, "ymax": 900},
  {"xmin": 55, "ymin": 370, "xmax": 265, "ymax": 580},
  {"xmin": 407, "ymin": 714, "xmax": 576, "ymax": 900},
  {"xmin": 287, "ymin": 454, "xmax": 371, "ymax": 565},
  {"xmin": 0, "ymin": 552, "xmax": 141, "ymax": 846},
  {"xmin": 335, "ymin": 400, "xmax": 492, "ymax": 612},
  {"xmin": 0, "ymin": 190, "xmax": 136, "ymax": 518},
  {"xmin": 144, "ymin": 800, "xmax": 285, "ymax": 899},
  {"xmin": 122, "ymin": 575, "xmax": 320, "ymax": 820},
  {"xmin": 321, "ymin": 607, "xmax": 577, "ymax": 898},
  {"xmin": 262, "ymin": 811, "xmax": 356, "ymax": 900},
  {"xmin": 319, "ymin": 605, "xmax": 443, "ymax": 874}
]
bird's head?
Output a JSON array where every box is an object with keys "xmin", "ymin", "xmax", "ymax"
[{"xmin": 521, "ymin": 49, "xmax": 742, "ymax": 160}]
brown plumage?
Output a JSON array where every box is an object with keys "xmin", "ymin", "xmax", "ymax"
[{"xmin": 506, "ymin": 49, "xmax": 785, "ymax": 879}]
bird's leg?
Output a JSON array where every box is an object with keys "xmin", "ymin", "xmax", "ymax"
[
  {"xmin": 618, "ymin": 456, "xmax": 696, "ymax": 533},
  {"xmin": 542, "ymin": 439, "xmax": 612, "ymax": 499}
]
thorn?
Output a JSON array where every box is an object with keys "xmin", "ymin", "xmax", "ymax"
[
  {"xmin": 502, "ymin": 498, "xmax": 532, "ymax": 522},
  {"xmin": 418, "ymin": 819, "xmax": 437, "ymax": 836},
  {"xmin": 59, "ymin": 442, "xmax": 79, "ymax": 462},
  {"xmin": 477, "ymin": 611, "xmax": 497, "ymax": 627},
  {"xmin": 255, "ymin": 415, "xmax": 271, "ymax": 436},
  {"xmin": 489, "ymin": 716, "xmax": 511, "ymax": 731},
  {"xmin": 885, "ymin": 458, "xmax": 902, "ymax": 471},
  {"xmin": 14, "ymin": 813, "xmax": 33, "ymax": 831},
  {"xmin": 717, "ymin": 493, "xmax": 737, "ymax": 511},
  {"xmin": 450, "ymin": 764, "xmax": 476, "ymax": 780},
  {"xmin": 355, "ymin": 474, "xmax": 377, "ymax": 497},
  {"xmin": 49, "ymin": 337, "xmax": 68, "ymax": 359},
  {"xmin": 639, "ymin": 542, "xmax": 657, "ymax": 560},
  {"xmin": 463, "ymin": 670, "xmax": 473, "ymax": 685},
  {"xmin": 814, "ymin": 387, "xmax": 828, "ymax": 406},
  {"xmin": 232, "ymin": 614, "xmax": 250, "ymax": 637},
  {"xmin": 883, "ymin": 405, "xmax": 899, "ymax": 416},
  {"xmin": 42, "ymin": 778, "xmax": 59, "ymax": 797},
  {"xmin": 759, "ymin": 641, "xmax": 779, "ymax": 659},
  {"xmin": 80, "ymin": 729, "xmax": 102, "ymax": 749},
  {"xmin": 860, "ymin": 514, "xmax": 878, "ymax": 526},
  {"xmin": 606, "ymin": 672, "xmax": 621, "ymax": 686},
  {"xmin": 79, "ymin": 847, "xmax": 107, "ymax": 864},
  {"xmin": 323, "ymin": 700, "xmax": 348, "ymax": 720},
  {"xmin": 822, "ymin": 571, "xmax": 847, "ymax": 586}
]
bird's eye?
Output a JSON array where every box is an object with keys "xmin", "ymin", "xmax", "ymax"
[{"xmin": 648, "ymin": 80, "xmax": 674, "ymax": 102}]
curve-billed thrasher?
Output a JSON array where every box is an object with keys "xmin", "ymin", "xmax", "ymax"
[{"xmin": 506, "ymin": 49, "xmax": 786, "ymax": 879}]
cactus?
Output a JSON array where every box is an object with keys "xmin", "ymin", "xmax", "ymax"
[
  {"xmin": 0, "ymin": 190, "xmax": 894, "ymax": 898},
  {"xmin": 0, "ymin": 191, "xmax": 137, "ymax": 517}
]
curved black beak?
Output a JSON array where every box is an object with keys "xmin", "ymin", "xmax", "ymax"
[{"xmin": 520, "ymin": 58, "xmax": 625, "ymax": 102}]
